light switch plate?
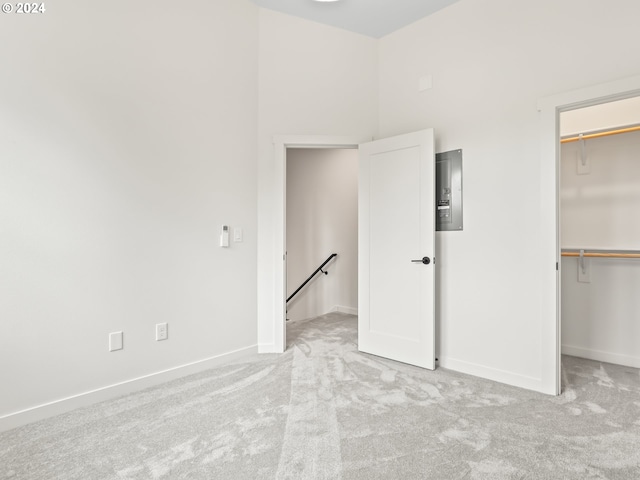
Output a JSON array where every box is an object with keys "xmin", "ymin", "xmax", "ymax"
[
  {"xmin": 109, "ymin": 331, "xmax": 123, "ymax": 351},
  {"xmin": 419, "ymin": 75, "xmax": 433, "ymax": 91},
  {"xmin": 233, "ymin": 228, "xmax": 243, "ymax": 242}
]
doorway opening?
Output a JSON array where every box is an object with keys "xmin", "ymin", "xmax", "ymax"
[
  {"xmin": 285, "ymin": 148, "xmax": 358, "ymax": 337},
  {"xmin": 559, "ymin": 97, "xmax": 640, "ymax": 372},
  {"xmin": 539, "ymin": 74, "xmax": 640, "ymax": 395},
  {"xmin": 271, "ymin": 136, "xmax": 367, "ymax": 353}
]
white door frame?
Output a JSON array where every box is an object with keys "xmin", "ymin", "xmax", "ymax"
[
  {"xmin": 538, "ymin": 74, "xmax": 640, "ymax": 395},
  {"xmin": 269, "ymin": 135, "xmax": 371, "ymax": 353}
]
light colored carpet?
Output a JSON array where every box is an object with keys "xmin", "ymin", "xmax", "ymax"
[{"xmin": 2, "ymin": 312, "xmax": 640, "ymax": 479}]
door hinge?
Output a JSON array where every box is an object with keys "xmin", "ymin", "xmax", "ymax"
[{"xmin": 556, "ymin": 262, "xmax": 559, "ymax": 271}]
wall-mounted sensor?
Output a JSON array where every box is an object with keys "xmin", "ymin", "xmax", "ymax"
[{"xmin": 220, "ymin": 225, "xmax": 230, "ymax": 247}]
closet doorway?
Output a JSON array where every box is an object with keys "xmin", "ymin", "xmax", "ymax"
[{"xmin": 559, "ymin": 96, "xmax": 640, "ymax": 371}]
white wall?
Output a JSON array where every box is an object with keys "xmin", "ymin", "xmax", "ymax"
[
  {"xmin": 257, "ymin": 9, "xmax": 378, "ymax": 350},
  {"xmin": 378, "ymin": 0, "xmax": 640, "ymax": 391},
  {"xmin": 286, "ymin": 149, "xmax": 358, "ymax": 321},
  {"xmin": 561, "ymin": 131, "xmax": 640, "ymax": 250},
  {"xmin": 561, "ymin": 129, "xmax": 640, "ymax": 367},
  {"xmin": 0, "ymin": 0, "xmax": 259, "ymax": 423}
]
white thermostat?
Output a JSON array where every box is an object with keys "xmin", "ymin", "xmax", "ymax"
[{"xmin": 220, "ymin": 225, "xmax": 230, "ymax": 247}]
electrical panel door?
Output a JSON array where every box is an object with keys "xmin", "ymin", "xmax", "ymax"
[{"xmin": 436, "ymin": 149, "xmax": 463, "ymax": 231}]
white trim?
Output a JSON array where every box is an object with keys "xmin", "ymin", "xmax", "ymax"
[
  {"xmin": 258, "ymin": 343, "xmax": 280, "ymax": 353},
  {"xmin": 273, "ymin": 135, "xmax": 370, "ymax": 150},
  {"xmin": 536, "ymin": 76, "xmax": 640, "ymax": 113},
  {"xmin": 0, "ymin": 345, "xmax": 257, "ymax": 432},
  {"xmin": 329, "ymin": 305, "xmax": 358, "ymax": 316},
  {"xmin": 268, "ymin": 135, "xmax": 371, "ymax": 355},
  {"xmin": 439, "ymin": 356, "xmax": 542, "ymax": 393},
  {"xmin": 562, "ymin": 345, "xmax": 640, "ymax": 369},
  {"xmin": 538, "ymin": 74, "xmax": 640, "ymax": 396}
]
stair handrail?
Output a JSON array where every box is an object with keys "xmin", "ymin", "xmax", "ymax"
[{"xmin": 286, "ymin": 253, "xmax": 337, "ymax": 303}]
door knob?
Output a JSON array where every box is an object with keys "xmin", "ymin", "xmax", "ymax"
[{"xmin": 411, "ymin": 257, "xmax": 431, "ymax": 265}]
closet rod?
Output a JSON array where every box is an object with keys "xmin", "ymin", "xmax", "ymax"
[
  {"xmin": 561, "ymin": 125, "xmax": 640, "ymax": 144},
  {"xmin": 561, "ymin": 249, "xmax": 640, "ymax": 259}
]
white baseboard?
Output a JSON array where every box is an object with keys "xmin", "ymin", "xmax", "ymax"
[
  {"xmin": 439, "ymin": 356, "xmax": 543, "ymax": 393},
  {"xmin": 258, "ymin": 343, "xmax": 282, "ymax": 353},
  {"xmin": 0, "ymin": 345, "xmax": 258, "ymax": 433},
  {"xmin": 562, "ymin": 345, "xmax": 640, "ymax": 368},
  {"xmin": 329, "ymin": 305, "xmax": 358, "ymax": 316}
]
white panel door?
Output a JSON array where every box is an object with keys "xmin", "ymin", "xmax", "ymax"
[{"xmin": 358, "ymin": 129, "xmax": 435, "ymax": 369}]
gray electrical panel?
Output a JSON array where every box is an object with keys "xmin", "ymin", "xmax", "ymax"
[{"xmin": 436, "ymin": 149, "xmax": 463, "ymax": 231}]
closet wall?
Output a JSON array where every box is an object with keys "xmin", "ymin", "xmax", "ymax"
[{"xmin": 561, "ymin": 99, "xmax": 640, "ymax": 368}]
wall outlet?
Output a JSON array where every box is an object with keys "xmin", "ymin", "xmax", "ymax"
[
  {"xmin": 109, "ymin": 331, "xmax": 123, "ymax": 352},
  {"xmin": 156, "ymin": 323, "xmax": 168, "ymax": 341}
]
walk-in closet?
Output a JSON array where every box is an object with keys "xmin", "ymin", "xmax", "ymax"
[{"xmin": 560, "ymin": 97, "xmax": 640, "ymax": 368}]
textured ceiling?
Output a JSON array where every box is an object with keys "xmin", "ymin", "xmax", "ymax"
[{"xmin": 250, "ymin": 0, "xmax": 462, "ymax": 38}]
